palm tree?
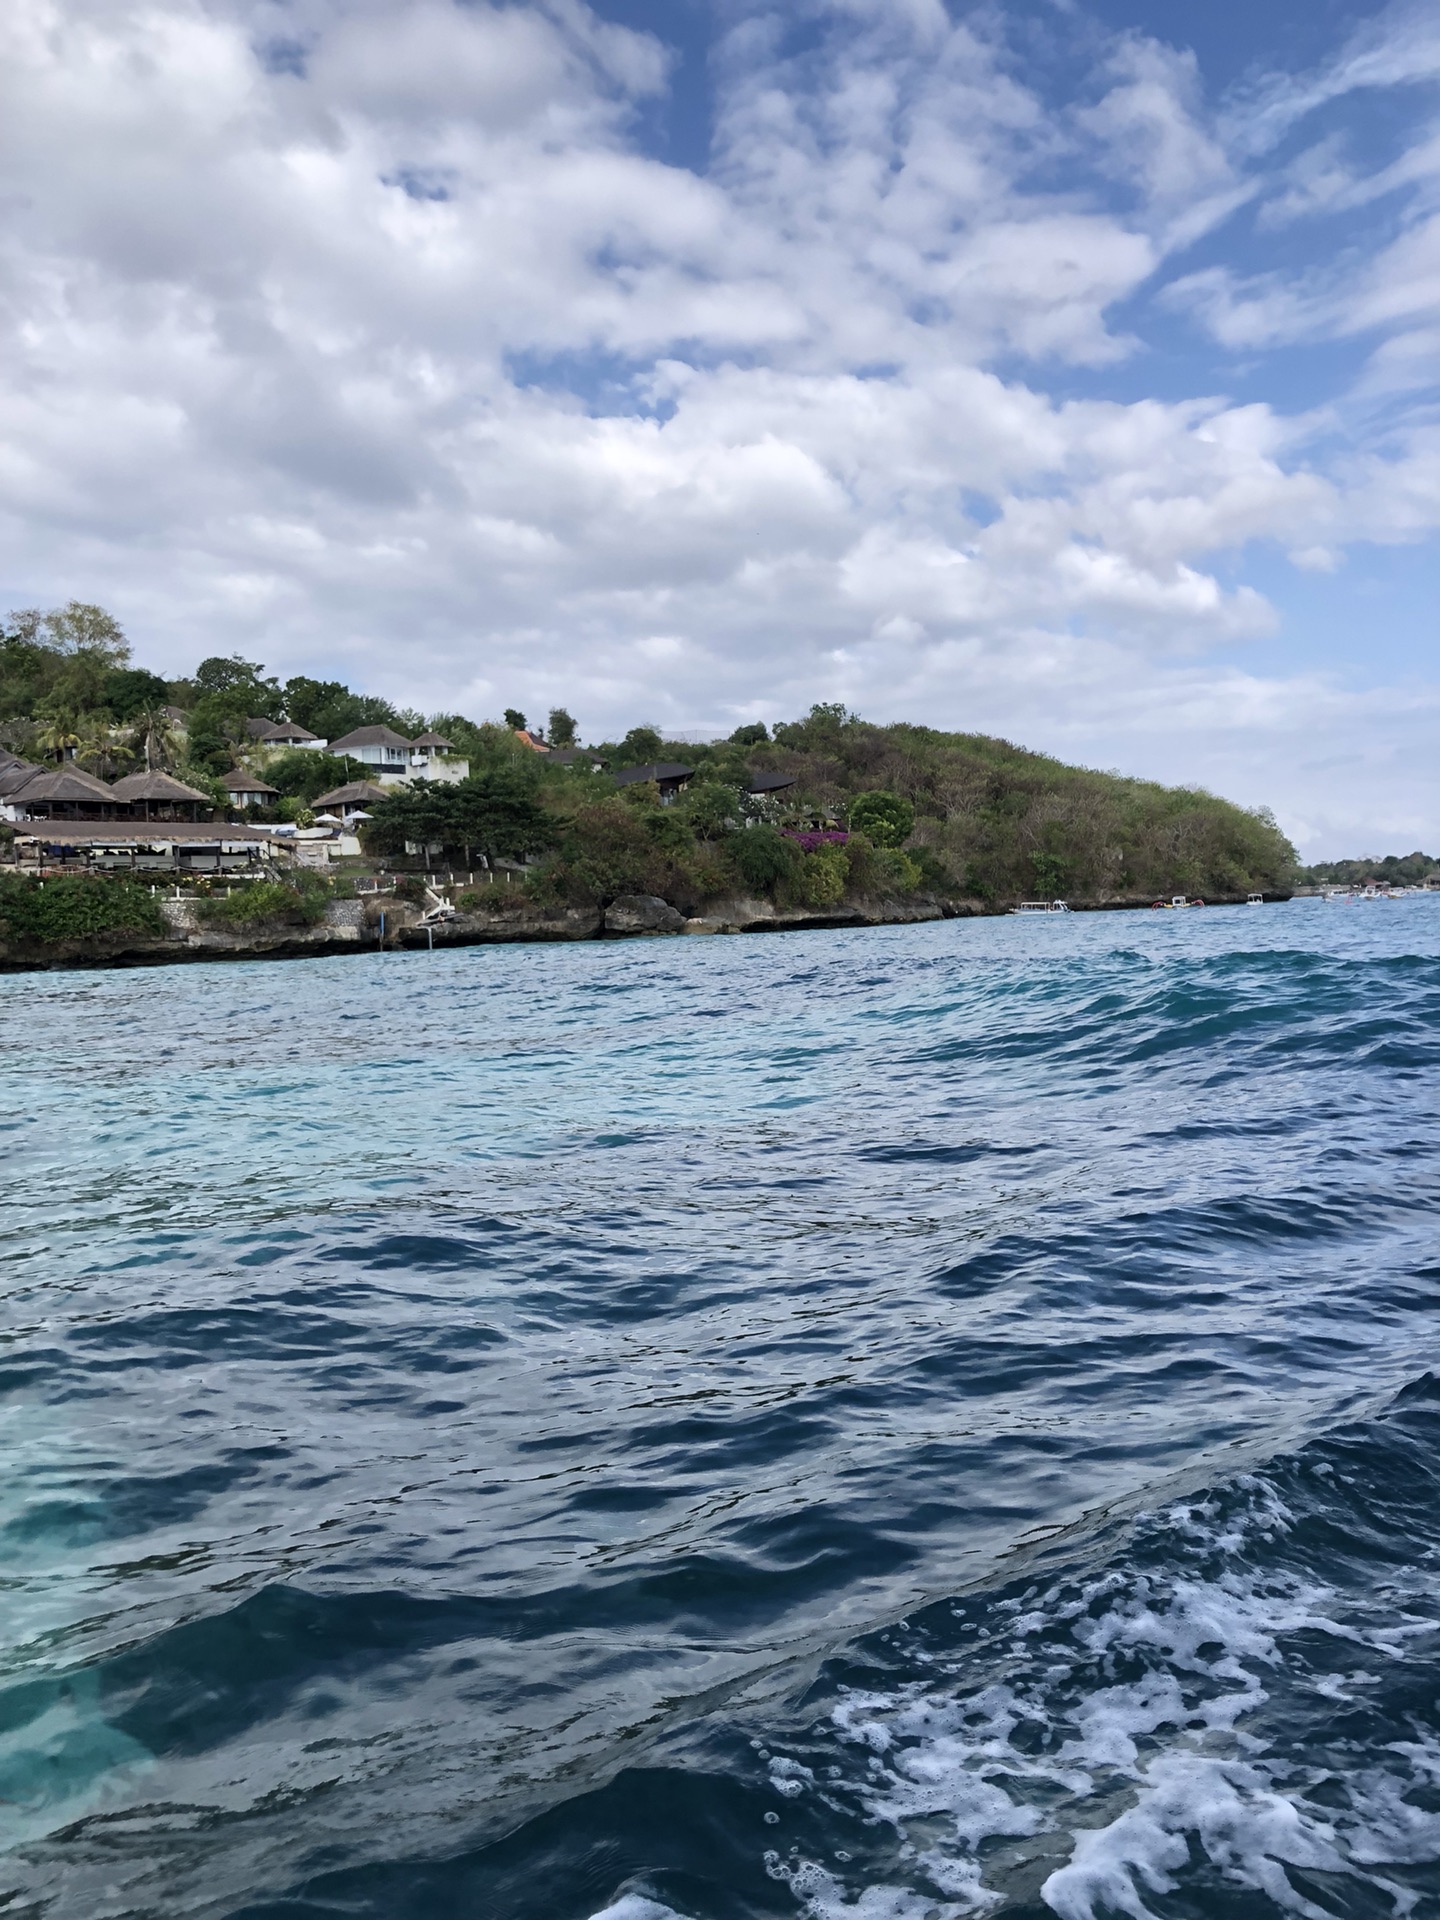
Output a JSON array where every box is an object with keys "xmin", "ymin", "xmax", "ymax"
[
  {"xmin": 130, "ymin": 706, "xmax": 178, "ymax": 772},
  {"xmin": 75, "ymin": 716, "xmax": 126, "ymax": 780},
  {"xmin": 35, "ymin": 713, "xmax": 81, "ymax": 764}
]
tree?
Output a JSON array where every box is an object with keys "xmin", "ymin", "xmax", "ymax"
[
  {"xmin": 1030, "ymin": 851, "xmax": 1070, "ymax": 899},
  {"xmin": 730, "ymin": 722, "xmax": 769, "ymax": 746},
  {"xmin": 547, "ymin": 707, "xmax": 577, "ymax": 749},
  {"xmin": 617, "ymin": 725, "xmax": 663, "ymax": 766},
  {"xmin": 504, "ymin": 709, "xmax": 527, "ymax": 733},
  {"xmin": 678, "ymin": 777, "xmax": 743, "ymax": 841},
  {"xmin": 773, "ymin": 702, "xmax": 854, "ymax": 752},
  {"xmin": 364, "ymin": 771, "xmax": 556, "ymax": 864},
  {"xmin": 283, "ymin": 675, "xmax": 400, "ymax": 740},
  {"xmin": 102, "ymin": 667, "xmax": 171, "ymax": 721},
  {"xmin": 11, "ymin": 601, "xmax": 130, "ymax": 665},
  {"xmin": 726, "ymin": 824, "xmax": 800, "ymax": 891},
  {"xmin": 75, "ymin": 716, "xmax": 129, "ymax": 780},
  {"xmin": 266, "ymin": 749, "xmax": 375, "ymax": 802},
  {"xmin": 184, "ymin": 699, "xmax": 247, "ymax": 773},
  {"xmin": 450, "ymin": 770, "xmax": 557, "ymax": 861},
  {"xmin": 194, "ymin": 655, "xmax": 284, "ymax": 717},
  {"xmin": 35, "ymin": 712, "xmax": 81, "ymax": 763},
  {"xmin": 848, "ymin": 790, "xmax": 915, "ymax": 848},
  {"xmin": 129, "ymin": 706, "xmax": 180, "ymax": 773}
]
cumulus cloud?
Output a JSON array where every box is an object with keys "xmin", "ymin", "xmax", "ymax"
[{"xmin": 0, "ymin": 0, "xmax": 1438, "ymax": 851}]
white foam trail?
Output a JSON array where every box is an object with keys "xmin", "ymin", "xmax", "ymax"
[{"xmin": 765, "ymin": 1474, "xmax": 1440, "ymax": 1920}]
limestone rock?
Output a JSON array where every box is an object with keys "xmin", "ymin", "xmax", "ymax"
[{"xmin": 604, "ymin": 894, "xmax": 685, "ymax": 936}]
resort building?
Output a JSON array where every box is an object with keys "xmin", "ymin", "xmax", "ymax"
[
  {"xmin": 109, "ymin": 771, "xmax": 214, "ymax": 822},
  {"xmin": 1, "ymin": 765, "xmax": 122, "ymax": 820},
  {"xmin": 246, "ymin": 718, "xmax": 327, "ymax": 750},
  {"xmin": 327, "ymin": 726, "xmax": 470, "ymax": 786},
  {"xmin": 612, "ymin": 762, "xmax": 696, "ymax": 802},
  {"xmin": 225, "ymin": 773, "xmax": 281, "ymax": 810},
  {"xmin": 15, "ymin": 822, "xmax": 288, "ymax": 875},
  {"xmin": 311, "ymin": 780, "xmax": 392, "ymax": 821}
]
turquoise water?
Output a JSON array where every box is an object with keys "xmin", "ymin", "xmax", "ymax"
[{"xmin": 4, "ymin": 900, "xmax": 1440, "ymax": 1918}]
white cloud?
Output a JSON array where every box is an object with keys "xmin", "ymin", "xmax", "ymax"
[{"xmin": 0, "ymin": 0, "xmax": 1437, "ymax": 853}]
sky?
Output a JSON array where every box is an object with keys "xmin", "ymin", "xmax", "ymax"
[{"xmin": 1, "ymin": 0, "xmax": 1437, "ymax": 855}]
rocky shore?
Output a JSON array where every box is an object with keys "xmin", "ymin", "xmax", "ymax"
[{"xmin": 0, "ymin": 887, "xmax": 1292, "ymax": 971}]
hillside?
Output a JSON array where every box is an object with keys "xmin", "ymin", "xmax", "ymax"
[
  {"xmin": 562, "ymin": 705, "xmax": 1297, "ymax": 906},
  {"xmin": 0, "ymin": 603, "xmax": 1296, "ymax": 908}
]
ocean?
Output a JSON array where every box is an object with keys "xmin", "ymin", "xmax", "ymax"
[{"xmin": 4, "ymin": 898, "xmax": 1440, "ymax": 1919}]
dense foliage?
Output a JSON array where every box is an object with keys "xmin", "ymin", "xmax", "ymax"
[
  {"xmin": 361, "ymin": 772, "xmax": 557, "ymax": 863},
  {"xmin": 848, "ymin": 790, "xmax": 916, "ymax": 849},
  {"xmin": 1299, "ymin": 851, "xmax": 1438, "ymax": 887},
  {"xmin": 196, "ymin": 876, "xmax": 331, "ymax": 928},
  {"xmin": 701, "ymin": 706, "xmax": 1294, "ymax": 901},
  {"xmin": 0, "ymin": 872, "xmax": 165, "ymax": 944}
]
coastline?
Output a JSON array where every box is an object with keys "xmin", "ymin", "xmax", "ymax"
[{"xmin": 0, "ymin": 887, "xmax": 1294, "ymax": 972}]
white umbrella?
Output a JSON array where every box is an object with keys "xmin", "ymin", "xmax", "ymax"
[
  {"xmin": 313, "ymin": 812, "xmax": 341, "ymax": 823},
  {"xmin": 346, "ymin": 809, "xmax": 373, "ymax": 821}
]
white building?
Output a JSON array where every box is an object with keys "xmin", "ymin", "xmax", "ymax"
[
  {"xmin": 327, "ymin": 726, "xmax": 469, "ymax": 786},
  {"xmin": 246, "ymin": 718, "xmax": 328, "ymax": 750}
]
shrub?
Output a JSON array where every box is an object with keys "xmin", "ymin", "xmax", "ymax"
[
  {"xmin": 197, "ymin": 878, "xmax": 329, "ymax": 928},
  {"xmin": 790, "ymin": 845, "xmax": 849, "ymax": 907},
  {"xmin": 0, "ymin": 873, "xmax": 165, "ymax": 944},
  {"xmin": 874, "ymin": 848, "xmax": 922, "ymax": 892},
  {"xmin": 848, "ymin": 790, "xmax": 915, "ymax": 848},
  {"xmin": 677, "ymin": 779, "xmax": 742, "ymax": 841},
  {"xmin": 683, "ymin": 848, "xmax": 742, "ymax": 902},
  {"xmin": 726, "ymin": 824, "xmax": 800, "ymax": 892},
  {"xmin": 536, "ymin": 798, "xmax": 671, "ymax": 906},
  {"xmin": 1030, "ymin": 851, "xmax": 1070, "ymax": 898},
  {"xmin": 906, "ymin": 845, "xmax": 957, "ymax": 894}
]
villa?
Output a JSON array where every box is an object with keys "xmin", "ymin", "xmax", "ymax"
[
  {"xmin": 326, "ymin": 726, "xmax": 470, "ymax": 786},
  {"xmin": 246, "ymin": 718, "xmax": 327, "ymax": 750},
  {"xmin": 224, "ymin": 773, "xmax": 281, "ymax": 810},
  {"xmin": 310, "ymin": 780, "xmax": 392, "ymax": 821}
]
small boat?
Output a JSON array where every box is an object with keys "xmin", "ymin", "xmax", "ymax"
[
  {"xmin": 1009, "ymin": 900, "xmax": 1071, "ymax": 915},
  {"xmin": 1151, "ymin": 897, "xmax": 1206, "ymax": 909},
  {"xmin": 1247, "ymin": 893, "xmax": 1264, "ymax": 906}
]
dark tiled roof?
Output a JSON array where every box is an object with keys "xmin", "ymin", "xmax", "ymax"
[
  {"xmin": 247, "ymin": 717, "xmax": 321, "ymax": 742},
  {"xmin": 411, "ymin": 732, "xmax": 455, "ymax": 750},
  {"xmin": 0, "ymin": 759, "xmax": 42, "ymax": 795},
  {"xmin": 224, "ymin": 775, "xmax": 280, "ymax": 796},
  {"xmin": 11, "ymin": 766, "xmax": 115, "ymax": 803},
  {"xmin": 327, "ymin": 725, "xmax": 412, "ymax": 752},
  {"xmin": 111, "ymin": 771, "xmax": 213, "ymax": 803},
  {"xmin": 612, "ymin": 763, "xmax": 695, "ymax": 786},
  {"xmin": 745, "ymin": 772, "xmax": 797, "ymax": 794}
]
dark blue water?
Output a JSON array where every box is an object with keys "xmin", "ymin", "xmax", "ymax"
[{"xmin": 5, "ymin": 900, "xmax": 1440, "ymax": 1919}]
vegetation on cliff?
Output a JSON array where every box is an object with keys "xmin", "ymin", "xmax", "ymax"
[
  {"xmin": 357, "ymin": 704, "xmax": 1295, "ymax": 908},
  {"xmin": 0, "ymin": 873, "xmax": 165, "ymax": 945}
]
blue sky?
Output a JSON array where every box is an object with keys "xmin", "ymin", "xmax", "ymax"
[{"xmin": 0, "ymin": 0, "xmax": 1436, "ymax": 853}]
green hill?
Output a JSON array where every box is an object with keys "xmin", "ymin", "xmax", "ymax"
[{"xmin": 0, "ymin": 604, "xmax": 1296, "ymax": 909}]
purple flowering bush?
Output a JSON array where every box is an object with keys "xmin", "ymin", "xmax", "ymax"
[{"xmin": 783, "ymin": 829, "xmax": 849, "ymax": 853}]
